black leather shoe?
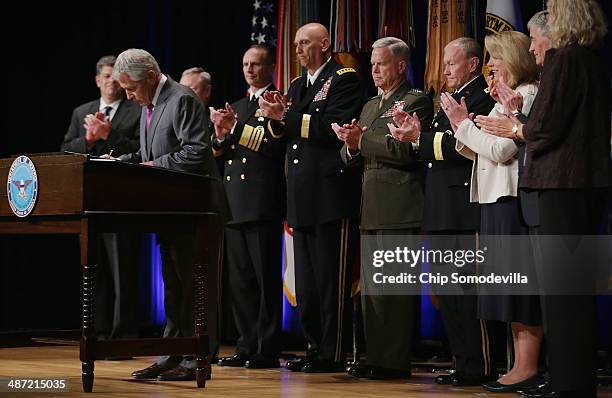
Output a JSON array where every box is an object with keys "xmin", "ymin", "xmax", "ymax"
[
  {"xmin": 435, "ymin": 372, "xmax": 457, "ymax": 385},
  {"xmin": 301, "ymin": 358, "xmax": 344, "ymax": 373},
  {"xmin": 518, "ymin": 385, "xmax": 559, "ymax": 398},
  {"xmin": 483, "ymin": 374, "xmax": 544, "ymax": 393},
  {"xmin": 157, "ymin": 365, "xmax": 196, "ymax": 381},
  {"xmin": 452, "ymin": 373, "xmax": 495, "ymax": 387},
  {"xmin": 131, "ymin": 362, "xmax": 174, "ymax": 380},
  {"xmin": 217, "ymin": 353, "xmax": 249, "ymax": 367},
  {"xmin": 367, "ymin": 366, "xmax": 410, "ymax": 380},
  {"xmin": 347, "ymin": 365, "xmax": 369, "ymax": 378},
  {"xmin": 245, "ymin": 354, "xmax": 280, "ymax": 369},
  {"xmin": 285, "ymin": 357, "xmax": 310, "ymax": 372}
]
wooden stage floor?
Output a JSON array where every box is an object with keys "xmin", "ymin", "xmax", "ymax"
[{"xmin": 0, "ymin": 345, "xmax": 611, "ymax": 397}]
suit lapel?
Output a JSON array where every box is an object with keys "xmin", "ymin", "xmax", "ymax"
[
  {"xmin": 146, "ymin": 78, "xmax": 173, "ymax": 158},
  {"xmin": 111, "ymin": 99, "xmax": 128, "ymax": 128}
]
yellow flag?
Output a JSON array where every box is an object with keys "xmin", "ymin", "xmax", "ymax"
[{"xmin": 424, "ymin": 0, "xmax": 467, "ymax": 94}]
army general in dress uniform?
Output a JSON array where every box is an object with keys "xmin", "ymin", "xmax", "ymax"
[
  {"xmin": 390, "ymin": 37, "xmax": 497, "ymax": 386},
  {"xmin": 260, "ymin": 23, "xmax": 363, "ymax": 373}
]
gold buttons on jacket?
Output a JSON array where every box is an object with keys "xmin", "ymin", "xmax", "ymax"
[
  {"xmin": 240, "ymin": 174, "xmax": 245, "ymax": 180},
  {"xmin": 231, "ymin": 144, "xmax": 236, "ymax": 150},
  {"xmin": 242, "ymin": 158, "xmax": 247, "ymax": 164},
  {"xmin": 464, "ymin": 182, "xmax": 469, "ymax": 186},
  {"xmin": 292, "ymin": 144, "xmax": 298, "ymax": 150},
  {"xmin": 293, "ymin": 159, "xmax": 299, "ymax": 164},
  {"xmin": 428, "ymin": 162, "xmax": 433, "ymax": 168},
  {"xmin": 228, "ymin": 160, "xmax": 233, "ymax": 165},
  {"xmin": 226, "ymin": 176, "xmax": 231, "ymax": 181},
  {"xmin": 434, "ymin": 122, "xmax": 439, "ymax": 128}
]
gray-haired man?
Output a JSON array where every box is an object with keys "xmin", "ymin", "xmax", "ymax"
[{"xmin": 114, "ymin": 48, "xmax": 220, "ymax": 382}]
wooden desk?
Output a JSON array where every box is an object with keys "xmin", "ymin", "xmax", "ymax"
[{"xmin": 0, "ymin": 154, "xmax": 225, "ymax": 392}]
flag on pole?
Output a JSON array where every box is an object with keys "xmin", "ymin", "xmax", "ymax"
[
  {"xmin": 485, "ymin": 0, "xmax": 523, "ymax": 34},
  {"xmin": 424, "ymin": 0, "xmax": 467, "ymax": 94},
  {"xmin": 282, "ymin": 221, "xmax": 297, "ymax": 307},
  {"xmin": 482, "ymin": 0, "xmax": 523, "ymax": 75}
]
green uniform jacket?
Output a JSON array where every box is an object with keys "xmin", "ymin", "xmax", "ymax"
[{"xmin": 341, "ymin": 81, "xmax": 434, "ymax": 230}]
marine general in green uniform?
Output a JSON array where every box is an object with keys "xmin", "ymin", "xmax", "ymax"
[{"xmin": 334, "ymin": 37, "xmax": 433, "ymax": 380}]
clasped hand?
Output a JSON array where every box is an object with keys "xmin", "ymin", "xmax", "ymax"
[{"xmin": 331, "ymin": 119, "xmax": 365, "ymax": 151}]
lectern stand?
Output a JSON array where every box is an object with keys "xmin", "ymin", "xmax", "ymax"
[{"xmin": 0, "ymin": 154, "xmax": 225, "ymax": 392}]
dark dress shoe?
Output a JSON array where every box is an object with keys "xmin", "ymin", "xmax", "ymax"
[
  {"xmin": 285, "ymin": 357, "xmax": 310, "ymax": 372},
  {"xmin": 301, "ymin": 358, "xmax": 344, "ymax": 373},
  {"xmin": 518, "ymin": 383, "xmax": 559, "ymax": 398},
  {"xmin": 157, "ymin": 365, "xmax": 196, "ymax": 381},
  {"xmin": 435, "ymin": 372, "xmax": 456, "ymax": 385},
  {"xmin": 245, "ymin": 355, "xmax": 280, "ymax": 369},
  {"xmin": 367, "ymin": 366, "xmax": 410, "ymax": 380},
  {"xmin": 452, "ymin": 373, "xmax": 495, "ymax": 387},
  {"xmin": 131, "ymin": 363, "xmax": 174, "ymax": 380},
  {"xmin": 347, "ymin": 365, "xmax": 369, "ymax": 378},
  {"xmin": 483, "ymin": 374, "xmax": 544, "ymax": 393},
  {"xmin": 217, "ymin": 353, "xmax": 249, "ymax": 367}
]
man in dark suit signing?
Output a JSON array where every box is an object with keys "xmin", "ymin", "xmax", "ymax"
[
  {"xmin": 336, "ymin": 36, "xmax": 433, "ymax": 380},
  {"xmin": 61, "ymin": 55, "xmax": 141, "ymax": 343},
  {"xmin": 113, "ymin": 48, "xmax": 220, "ymax": 381},
  {"xmin": 260, "ymin": 22, "xmax": 363, "ymax": 373},
  {"xmin": 390, "ymin": 37, "xmax": 496, "ymax": 386},
  {"xmin": 211, "ymin": 45, "xmax": 285, "ymax": 369}
]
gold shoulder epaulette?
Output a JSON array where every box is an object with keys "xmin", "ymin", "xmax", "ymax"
[
  {"xmin": 290, "ymin": 76, "xmax": 302, "ymax": 84},
  {"xmin": 336, "ymin": 67, "xmax": 356, "ymax": 76}
]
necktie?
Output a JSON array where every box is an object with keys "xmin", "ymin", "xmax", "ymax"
[
  {"xmin": 146, "ymin": 104, "xmax": 154, "ymax": 131},
  {"xmin": 102, "ymin": 106, "xmax": 112, "ymax": 119}
]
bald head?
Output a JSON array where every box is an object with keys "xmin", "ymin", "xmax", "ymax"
[{"xmin": 294, "ymin": 23, "xmax": 331, "ymax": 74}]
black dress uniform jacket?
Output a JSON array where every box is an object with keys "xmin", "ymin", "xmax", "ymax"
[
  {"xmin": 418, "ymin": 75, "xmax": 495, "ymax": 231},
  {"xmin": 283, "ymin": 58, "xmax": 363, "ymax": 228},
  {"xmin": 213, "ymin": 85, "xmax": 286, "ymax": 224}
]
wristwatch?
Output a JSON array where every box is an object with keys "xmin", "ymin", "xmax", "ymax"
[{"xmin": 511, "ymin": 123, "xmax": 519, "ymax": 139}]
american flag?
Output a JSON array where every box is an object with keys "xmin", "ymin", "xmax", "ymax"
[{"xmin": 251, "ymin": 0, "xmax": 277, "ymax": 48}]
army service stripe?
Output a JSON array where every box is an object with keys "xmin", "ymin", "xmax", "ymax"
[
  {"xmin": 301, "ymin": 114, "xmax": 311, "ymax": 139},
  {"xmin": 433, "ymin": 132, "xmax": 445, "ymax": 160}
]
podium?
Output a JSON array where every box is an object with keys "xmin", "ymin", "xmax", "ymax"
[{"xmin": 0, "ymin": 154, "xmax": 226, "ymax": 392}]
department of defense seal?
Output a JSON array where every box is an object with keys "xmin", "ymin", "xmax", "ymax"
[{"xmin": 7, "ymin": 155, "xmax": 39, "ymax": 217}]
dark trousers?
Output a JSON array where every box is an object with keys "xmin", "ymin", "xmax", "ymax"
[
  {"xmin": 293, "ymin": 218, "xmax": 358, "ymax": 362},
  {"xmin": 361, "ymin": 228, "xmax": 417, "ymax": 372},
  {"xmin": 94, "ymin": 233, "xmax": 139, "ymax": 339},
  {"xmin": 431, "ymin": 232, "xmax": 494, "ymax": 378},
  {"xmin": 532, "ymin": 189, "xmax": 608, "ymax": 396},
  {"xmin": 225, "ymin": 221, "xmax": 283, "ymax": 358}
]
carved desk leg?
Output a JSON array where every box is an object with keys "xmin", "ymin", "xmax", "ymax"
[{"xmin": 80, "ymin": 220, "xmax": 97, "ymax": 393}]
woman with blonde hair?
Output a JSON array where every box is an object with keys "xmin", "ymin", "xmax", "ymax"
[{"xmin": 439, "ymin": 30, "xmax": 543, "ymax": 394}]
